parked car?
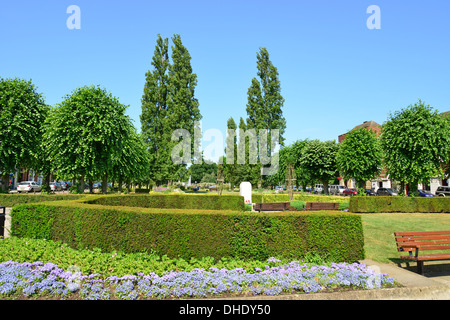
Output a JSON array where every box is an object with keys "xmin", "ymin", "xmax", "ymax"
[
  {"xmin": 343, "ymin": 188, "xmax": 357, "ymax": 196},
  {"xmin": 435, "ymin": 186, "xmax": 450, "ymax": 197},
  {"xmin": 365, "ymin": 188, "xmax": 377, "ymax": 196},
  {"xmin": 329, "ymin": 185, "xmax": 346, "ymax": 195},
  {"xmin": 314, "ymin": 184, "xmax": 324, "ymax": 194},
  {"xmin": 17, "ymin": 181, "xmax": 42, "ymax": 193},
  {"xmin": 376, "ymin": 187, "xmax": 398, "ymax": 196},
  {"xmin": 49, "ymin": 182, "xmax": 62, "ymax": 191},
  {"xmin": 93, "ymin": 182, "xmax": 102, "ymax": 189},
  {"xmin": 60, "ymin": 181, "xmax": 72, "ymax": 190},
  {"xmin": 408, "ymin": 189, "xmax": 435, "ymax": 197}
]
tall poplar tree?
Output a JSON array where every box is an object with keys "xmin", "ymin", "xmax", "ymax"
[
  {"xmin": 141, "ymin": 34, "xmax": 202, "ymax": 185},
  {"xmin": 140, "ymin": 34, "xmax": 170, "ymax": 185},
  {"xmin": 166, "ymin": 34, "xmax": 202, "ymax": 182},
  {"xmin": 245, "ymin": 47, "xmax": 286, "ymax": 186},
  {"xmin": 246, "ymin": 47, "xmax": 286, "ymax": 146}
]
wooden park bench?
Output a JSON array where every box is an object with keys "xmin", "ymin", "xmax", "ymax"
[
  {"xmin": 394, "ymin": 231, "xmax": 450, "ymax": 274},
  {"xmin": 254, "ymin": 202, "xmax": 291, "ymax": 212},
  {"xmin": 304, "ymin": 202, "xmax": 339, "ymax": 210}
]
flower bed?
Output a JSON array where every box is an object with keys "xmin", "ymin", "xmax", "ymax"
[{"xmin": 0, "ymin": 259, "xmax": 396, "ymax": 300}]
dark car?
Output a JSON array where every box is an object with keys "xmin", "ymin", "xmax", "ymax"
[
  {"xmin": 436, "ymin": 186, "xmax": 450, "ymax": 197},
  {"xmin": 343, "ymin": 188, "xmax": 357, "ymax": 196},
  {"xmin": 93, "ymin": 182, "xmax": 102, "ymax": 189},
  {"xmin": 365, "ymin": 189, "xmax": 377, "ymax": 196},
  {"xmin": 376, "ymin": 187, "xmax": 398, "ymax": 196},
  {"xmin": 409, "ymin": 189, "xmax": 435, "ymax": 197}
]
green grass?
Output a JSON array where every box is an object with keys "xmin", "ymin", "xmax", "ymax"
[{"xmin": 360, "ymin": 213, "xmax": 450, "ymax": 264}]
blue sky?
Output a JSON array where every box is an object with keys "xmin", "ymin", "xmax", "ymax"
[{"xmin": 1, "ymin": 1, "xmax": 449, "ymax": 161}]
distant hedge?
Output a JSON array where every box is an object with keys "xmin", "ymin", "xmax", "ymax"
[
  {"xmin": 252, "ymin": 194, "xmax": 348, "ymax": 204},
  {"xmin": 84, "ymin": 194, "xmax": 245, "ymax": 211},
  {"xmin": 349, "ymin": 196, "xmax": 450, "ymax": 213},
  {"xmin": 10, "ymin": 203, "xmax": 365, "ymax": 262},
  {"xmin": 0, "ymin": 194, "xmax": 85, "ymax": 207}
]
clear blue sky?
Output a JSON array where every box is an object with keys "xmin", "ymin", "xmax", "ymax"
[{"xmin": 1, "ymin": 1, "xmax": 449, "ymax": 161}]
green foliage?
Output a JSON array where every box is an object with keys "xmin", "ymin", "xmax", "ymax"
[
  {"xmin": 349, "ymin": 196, "xmax": 450, "ymax": 213},
  {"xmin": 300, "ymin": 140, "xmax": 339, "ymax": 194},
  {"xmin": 140, "ymin": 34, "xmax": 171, "ymax": 185},
  {"xmin": 43, "ymin": 85, "xmax": 135, "ymax": 193},
  {"xmin": 140, "ymin": 34, "xmax": 202, "ymax": 185},
  {"xmin": 0, "ymin": 77, "xmax": 49, "ymax": 191},
  {"xmin": 10, "ymin": 203, "xmax": 365, "ymax": 262},
  {"xmin": 246, "ymin": 47, "xmax": 286, "ymax": 146},
  {"xmin": 380, "ymin": 100, "xmax": 450, "ymax": 191},
  {"xmin": 337, "ymin": 128, "xmax": 382, "ymax": 188},
  {"xmin": 189, "ymin": 161, "xmax": 218, "ymax": 183},
  {"xmin": 0, "ymin": 237, "xmax": 325, "ymax": 278},
  {"xmin": 85, "ymin": 194, "xmax": 245, "ymax": 211},
  {"xmin": 0, "ymin": 194, "xmax": 85, "ymax": 207},
  {"xmin": 252, "ymin": 193, "xmax": 349, "ymax": 205}
]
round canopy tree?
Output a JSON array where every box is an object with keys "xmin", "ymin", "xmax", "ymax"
[
  {"xmin": 380, "ymin": 100, "xmax": 450, "ymax": 193},
  {"xmin": 0, "ymin": 77, "xmax": 48, "ymax": 191},
  {"xmin": 300, "ymin": 139, "xmax": 339, "ymax": 194},
  {"xmin": 43, "ymin": 85, "xmax": 135, "ymax": 193},
  {"xmin": 336, "ymin": 127, "xmax": 382, "ymax": 190}
]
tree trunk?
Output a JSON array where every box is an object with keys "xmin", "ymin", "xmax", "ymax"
[
  {"xmin": 323, "ymin": 180, "xmax": 329, "ymax": 195},
  {"xmin": 1, "ymin": 174, "xmax": 9, "ymax": 192},
  {"xmin": 118, "ymin": 177, "xmax": 123, "ymax": 193},
  {"xmin": 88, "ymin": 178, "xmax": 93, "ymax": 194},
  {"xmin": 102, "ymin": 174, "xmax": 107, "ymax": 194},
  {"xmin": 43, "ymin": 172, "xmax": 51, "ymax": 193},
  {"xmin": 78, "ymin": 175, "xmax": 85, "ymax": 194}
]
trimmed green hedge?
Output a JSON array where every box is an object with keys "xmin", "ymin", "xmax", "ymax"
[
  {"xmin": 84, "ymin": 194, "xmax": 245, "ymax": 211},
  {"xmin": 10, "ymin": 203, "xmax": 365, "ymax": 262},
  {"xmin": 0, "ymin": 194, "xmax": 85, "ymax": 207},
  {"xmin": 252, "ymin": 194, "xmax": 348, "ymax": 204},
  {"xmin": 349, "ymin": 196, "xmax": 450, "ymax": 213}
]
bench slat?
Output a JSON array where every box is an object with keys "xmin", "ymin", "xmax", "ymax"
[
  {"xmin": 395, "ymin": 231, "xmax": 450, "ymax": 236},
  {"xmin": 396, "ymin": 235, "xmax": 450, "ymax": 242},
  {"xmin": 397, "ymin": 240, "xmax": 450, "ymax": 246},
  {"xmin": 400, "ymin": 254, "xmax": 450, "ymax": 261}
]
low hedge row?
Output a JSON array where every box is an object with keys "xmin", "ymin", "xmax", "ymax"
[
  {"xmin": 84, "ymin": 194, "xmax": 245, "ymax": 211},
  {"xmin": 10, "ymin": 203, "xmax": 365, "ymax": 262},
  {"xmin": 0, "ymin": 194, "xmax": 85, "ymax": 207},
  {"xmin": 252, "ymin": 194, "xmax": 348, "ymax": 204},
  {"xmin": 349, "ymin": 196, "xmax": 450, "ymax": 213}
]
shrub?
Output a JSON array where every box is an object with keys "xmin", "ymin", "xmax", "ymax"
[
  {"xmin": 84, "ymin": 194, "xmax": 245, "ymax": 211},
  {"xmin": 349, "ymin": 196, "xmax": 450, "ymax": 213},
  {"xmin": 10, "ymin": 203, "xmax": 365, "ymax": 262},
  {"xmin": 0, "ymin": 194, "xmax": 85, "ymax": 207},
  {"xmin": 252, "ymin": 194, "xmax": 348, "ymax": 205}
]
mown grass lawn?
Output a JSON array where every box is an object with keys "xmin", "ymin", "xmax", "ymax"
[{"xmin": 360, "ymin": 213, "xmax": 450, "ymax": 264}]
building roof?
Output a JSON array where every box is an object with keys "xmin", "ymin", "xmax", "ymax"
[
  {"xmin": 351, "ymin": 120, "xmax": 381, "ymax": 131},
  {"xmin": 338, "ymin": 120, "xmax": 382, "ymax": 143},
  {"xmin": 440, "ymin": 111, "xmax": 450, "ymax": 117}
]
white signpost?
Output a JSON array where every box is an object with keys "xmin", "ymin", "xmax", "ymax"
[{"xmin": 239, "ymin": 181, "xmax": 252, "ymax": 205}]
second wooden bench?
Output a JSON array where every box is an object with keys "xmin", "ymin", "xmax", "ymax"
[{"xmin": 304, "ymin": 202, "xmax": 339, "ymax": 210}]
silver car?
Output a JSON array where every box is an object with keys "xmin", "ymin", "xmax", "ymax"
[
  {"xmin": 49, "ymin": 182, "xmax": 62, "ymax": 191},
  {"xmin": 17, "ymin": 181, "xmax": 42, "ymax": 193},
  {"xmin": 436, "ymin": 186, "xmax": 450, "ymax": 197}
]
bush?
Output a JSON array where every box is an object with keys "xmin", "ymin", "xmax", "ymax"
[
  {"xmin": 85, "ymin": 194, "xmax": 245, "ymax": 211},
  {"xmin": 252, "ymin": 194, "xmax": 348, "ymax": 204},
  {"xmin": 10, "ymin": 203, "xmax": 365, "ymax": 262},
  {"xmin": 349, "ymin": 196, "xmax": 450, "ymax": 213},
  {"xmin": 0, "ymin": 194, "xmax": 85, "ymax": 207}
]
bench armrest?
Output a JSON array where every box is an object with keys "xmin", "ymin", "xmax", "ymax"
[{"xmin": 399, "ymin": 244, "xmax": 420, "ymax": 257}]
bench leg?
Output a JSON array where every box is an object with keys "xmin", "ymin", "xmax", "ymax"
[{"xmin": 417, "ymin": 261, "xmax": 424, "ymax": 275}]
